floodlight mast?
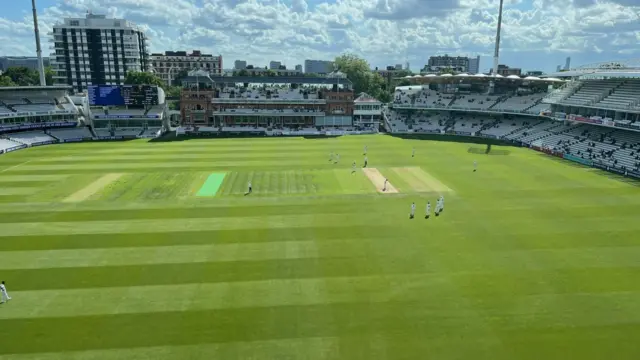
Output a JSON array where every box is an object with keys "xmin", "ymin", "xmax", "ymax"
[
  {"xmin": 493, "ymin": 0, "xmax": 504, "ymax": 78},
  {"xmin": 32, "ymin": 0, "xmax": 46, "ymax": 86}
]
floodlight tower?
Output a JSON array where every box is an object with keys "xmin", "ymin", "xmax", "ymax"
[
  {"xmin": 32, "ymin": 0, "xmax": 46, "ymax": 86},
  {"xmin": 493, "ymin": 0, "xmax": 504, "ymax": 78}
]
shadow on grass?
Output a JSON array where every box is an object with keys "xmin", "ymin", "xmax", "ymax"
[
  {"xmin": 389, "ymin": 133, "xmax": 520, "ymax": 147},
  {"xmin": 467, "ymin": 147, "xmax": 511, "ymax": 156}
]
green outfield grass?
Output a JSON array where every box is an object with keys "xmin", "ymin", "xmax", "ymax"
[{"xmin": 1, "ymin": 135, "xmax": 639, "ymax": 359}]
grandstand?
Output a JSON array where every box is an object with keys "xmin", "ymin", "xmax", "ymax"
[
  {"xmin": 6, "ymin": 131, "xmax": 56, "ymax": 146},
  {"xmin": 88, "ymin": 85, "xmax": 168, "ymax": 139},
  {"xmin": 386, "ymin": 67, "xmax": 640, "ymax": 176},
  {"xmin": 0, "ymin": 86, "xmax": 80, "ymax": 151},
  {"xmin": 47, "ymin": 127, "xmax": 93, "ymax": 141},
  {"xmin": 392, "ymin": 74, "xmax": 555, "ymax": 115},
  {"xmin": 180, "ymin": 75, "xmax": 356, "ymax": 132},
  {"xmin": 0, "ymin": 138, "xmax": 24, "ymax": 154}
]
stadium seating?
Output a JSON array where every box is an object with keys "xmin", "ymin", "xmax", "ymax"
[
  {"xmin": 48, "ymin": 127, "xmax": 93, "ymax": 140},
  {"xmin": 596, "ymin": 81, "xmax": 640, "ymax": 110},
  {"xmin": 219, "ymin": 86, "xmax": 321, "ymax": 101},
  {"xmin": 0, "ymin": 105, "xmax": 14, "ymax": 114},
  {"xmin": 0, "ymin": 138, "xmax": 23, "ymax": 152},
  {"xmin": 114, "ymin": 128, "xmax": 144, "ymax": 137},
  {"xmin": 94, "ymin": 129, "xmax": 113, "ymax": 137},
  {"xmin": 493, "ymin": 94, "xmax": 546, "ymax": 112},
  {"xmin": 450, "ymin": 94, "xmax": 501, "ymax": 110},
  {"xmin": 561, "ymin": 80, "xmax": 623, "ymax": 106},
  {"xmin": 6, "ymin": 131, "xmax": 56, "ymax": 146},
  {"xmin": 478, "ymin": 117, "xmax": 532, "ymax": 138},
  {"xmin": 141, "ymin": 128, "xmax": 162, "ymax": 137}
]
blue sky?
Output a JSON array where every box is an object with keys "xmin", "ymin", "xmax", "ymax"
[{"xmin": 1, "ymin": 0, "xmax": 639, "ymax": 73}]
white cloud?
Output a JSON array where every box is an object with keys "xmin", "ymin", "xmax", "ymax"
[{"xmin": 0, "ymin": 0, "xmax": 639, "ymax": 72}]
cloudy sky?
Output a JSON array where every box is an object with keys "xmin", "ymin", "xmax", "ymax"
[{"xmin": 1, "ymin": 0, "xmax": 639, "ymax": 73}]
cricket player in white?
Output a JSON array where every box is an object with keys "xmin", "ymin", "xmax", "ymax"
[
  {"xmin": 383, "ymin": 178, "xmax": 388, "ymax": 192},
  {"xmin": 363, "ymin": 145, "xmax": 368, "ymax": 155},
  {"xmin": 425, "ymin": 201, "xmax": 431, "ymax": 219},
  {"xmin": 410, "ymin": 202, "xmax": 416, "ymax": 219},
  {"xmin": 248, "ymin": 181, "xmax": 252, "ymax": 194},
  {"xmin": 0, "ymin": 281, "xmax": 10, "ymax": 303},
  {"xmin": 473, "ymin": 160, "xmax": 477, "ymax": 172},
  {"xmin": 364, "ymin": 156, "xmax": 368, "ymax": 168},
  {"xmin": 329, "ymin": 152, "xmax": 334, "ymax": 162}
]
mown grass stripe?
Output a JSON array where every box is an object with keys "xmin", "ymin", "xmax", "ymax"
[
  {"xmin": 0, "ymin": 338, "xmax": 340, "ymax": 360},
  {"xmin": 1, "ymin": 302, "xmax": 638, "ymax": 356},
  {"xmin": 0, "ymin": 241, "xmax": 319, "ymax": 270},
  {"xmin": 0, "ymin": 226, "xmax": 399, "ymax": 251},
  {"xmin": 4, "ymin": 276, "xmax": 640, "ymax": 326},
  {"xmin": 196, "ymin": 172, "xmax": 226, "ymax": 197},
  {"xmin": 1, "ymin": 212, "xmax": 640, "ymax": 237}
]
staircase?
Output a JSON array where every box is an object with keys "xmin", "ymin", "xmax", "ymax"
[
  {"xmin": 543, "ymin": 80, "xmax": 583, "ymax": 104},
  {"xmin": 487, "ymin": 95, "xmax": 509, "ymax": 110}
]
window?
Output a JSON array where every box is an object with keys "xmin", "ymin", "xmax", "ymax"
[{"xmin": 69, "ymin": 20, "xmax": 80, "ymax": 26}]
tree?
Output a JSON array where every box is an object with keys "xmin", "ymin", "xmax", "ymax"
[
  {"xmin": 45, "ymin": 66, "xmax": 54, "ymax": 86},
  {"xmin": 172, "ymin": 69, "xmax": 190, "ymax": 86},
  {"xmin": 438, "ymin": 67, "xmax": 455, "ymax": 75},
  {"xmin": 238, "ymin": 69, "xmax": 249, "ymax": 76},
  {"xmin": 0, "ymin": 76, "xmax": 16, "ymax": 87},
  {"xmin": 124, "ymin": 71, "xmax": 165, "ymax": 88},
  {"xmin": 265, "ymin": 70, "xmax": 277, "ymax": 77},
  {"xmin": 334, "ymin": 53, "xmax": 392, "ymax": 103},
  {"xmin": 333, "ymin": 53, "xmax": 372, "ymax": 95},
  {"xmin": 166, "ymin": 86, "xmax": 181, "ymax": 98},
  {"xmin": 2, "ymin": 66, "xmax": 39, "ymax": 86}
]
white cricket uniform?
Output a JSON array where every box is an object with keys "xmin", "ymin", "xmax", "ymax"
[
  {"xmin": 426, "ymin": 203, "xmax": 431, "ymax": 216},
  {"xmin": 0, "ymin": 284, "xmax": 10, "ymax": 303},
  {"xmin": 440, "ymin": 197, "xmax": 445, "ymax": 210},
  {"xmin": 352, "ymin": 162, "xmax": 356, "ymax": 171},
  {"xmin": 383, "ymin": 179, "xmax": 388, "ymax": 191},
  {"xmin": 474, "ymin": 161, "xmax": 477, "ymax": 170},
  {"xmin": 248, "ymin": 181, "xmax": 252, "ymax": 192},
  {"xmin": 410, "ymin": 203, "xmax": 416, "ymax": 217}
]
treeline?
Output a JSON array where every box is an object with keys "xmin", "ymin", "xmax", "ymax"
[{"xmin": 0, "ymin": 66, "xmax": 53, "ymax": 87}]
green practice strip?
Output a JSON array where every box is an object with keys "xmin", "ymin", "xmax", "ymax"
[{"xmin": 196, "ymin": 173, "xmax": 226, "ymax": 197}]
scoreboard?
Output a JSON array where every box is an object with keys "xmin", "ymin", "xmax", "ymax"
[{"xmin": 88, "ymin": 85, "xmax": 159, "ymax": 106}]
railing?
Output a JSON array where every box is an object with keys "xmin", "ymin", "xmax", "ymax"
[{"xmin": 212, "ymin": 98, "xmax": 326, "ymax": 104}]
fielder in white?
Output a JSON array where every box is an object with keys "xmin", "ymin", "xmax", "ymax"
[
  {"xmin": 335, "ymin": 153, "xmax": 340, "ymax": 164},
  {"xmin": 473, "ymin": 160, "xmax": 478, "ymax": 172},
  {"xmin": 352, "ymin": 161, "xmax": 357, "ymax": 173},
  {"xmin": 410, "ymin": 202, "xmax": 416, "ymax": 219},
  {"xmin": 363, "ymin": 145, "xmax": 368, "ymax": 155},
  {"xmin": 247, "ymin": 181, "xmax": 252, "ymax": 194},
  {"xmin": 0, "ymin": 281, "xmax": 11, "ymax": 303},
  {"xmin": 383, "ymin": 178, "xmax": 389, "ymax": 192},
  {"xmin": 329, "ymin": 152, "xmax": 334, "ymax": 162},
  {"xmin": 425, "ymin": 201, "xmax": 431, "ymax": 219}
]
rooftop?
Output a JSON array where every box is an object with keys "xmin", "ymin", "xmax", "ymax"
[{"xmin": 182, "ymin": 76, "xmax": 352, "ymax": 86}]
